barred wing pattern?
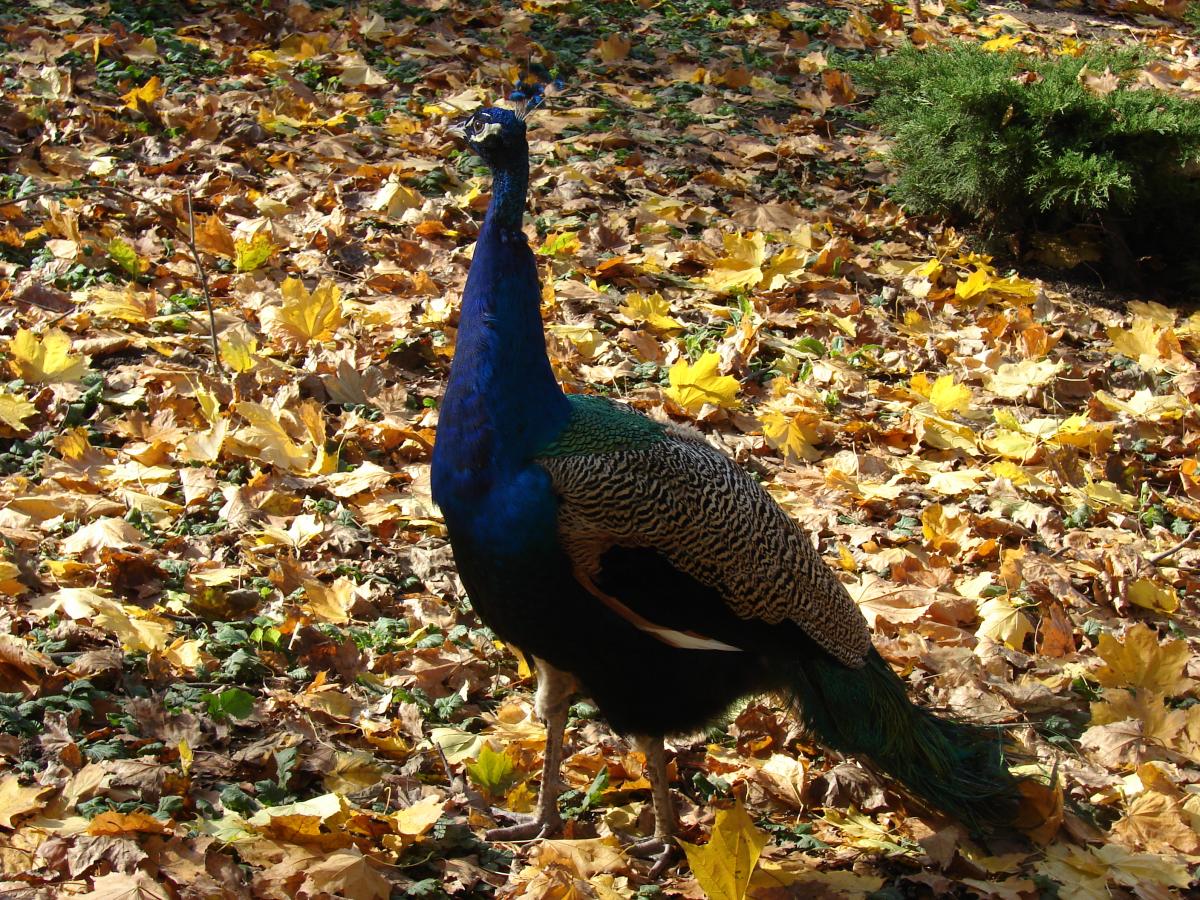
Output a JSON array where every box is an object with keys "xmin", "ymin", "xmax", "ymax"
[{"xmin": 537, "ymin": 427, "xmax": 872, "ymax": 669}]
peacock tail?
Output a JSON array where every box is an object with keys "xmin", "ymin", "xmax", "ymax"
[{"xmin": 786, "ymin": 647, "xmax": 1022, "ymax": 830}]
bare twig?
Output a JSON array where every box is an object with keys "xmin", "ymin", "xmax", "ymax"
[
  {"xmin": 1147, "ymin": 527, "xmax": 1200, "ymax": 565},
  {"xmin": 1, "ymin": 184, "xmax": 182, "ymax": 232},
  {"xmin": 184, "ymin": 189, "xmax": 224, "ymax": 378},
  {"xmin": 3, "ymin": 180, "xmax": 226, "ymax": 378}
]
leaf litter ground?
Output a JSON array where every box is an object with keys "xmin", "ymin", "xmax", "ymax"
[{"xmin": 1, "ymin": 0, "xmax": 1199, "ymax": 897}]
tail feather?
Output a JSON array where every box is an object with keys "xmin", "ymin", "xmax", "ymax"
[{"xmin": 789, "ymin": 647, "xmax": 1022, "ymax": 830}]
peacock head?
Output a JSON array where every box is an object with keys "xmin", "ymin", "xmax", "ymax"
[{"xmin": 448, "ymin": 107, "xmax": 528, "ymax": 171}]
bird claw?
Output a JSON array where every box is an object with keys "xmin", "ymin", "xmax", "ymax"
[
  {"xmin": 485, "ymin": 812, "xmax": 562, "ymax": 842},
  {"xmin": 628, "ymin": 836, "xmax": 682, "ymax": 879}
]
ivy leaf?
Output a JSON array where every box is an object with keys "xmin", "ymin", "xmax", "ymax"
[{"xmin": 204, "ymin": 687, "xmax": 255, "ymax": 721}]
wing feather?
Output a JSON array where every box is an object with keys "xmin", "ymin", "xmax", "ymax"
[{"xmin": 537, "ymin": 409, "xmax": 871, "ymax": 668}]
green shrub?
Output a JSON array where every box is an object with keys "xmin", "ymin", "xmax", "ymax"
[{"xmin": 853, "ymin": 43, "xmax": 1200, "ymax": 278}]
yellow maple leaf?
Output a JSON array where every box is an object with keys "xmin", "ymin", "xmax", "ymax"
[
  {"xmin": 976, "ymin": 596, "xmax": 1034, "ymax": 650},
  {"xmin": 1108, "ymin": 317, "xmax": 1184, "ymax": 373},
  {"xmin": 0, "ymin": 776, "xmax": 52, "ymax": 829},
  {"xmin": 664, "ymin": 352, "xmax": 740, "ymax": 414},
  {"xmin": 921, "ymin": 503, "xmax": 972, "ymax": 555},
  {"xmin": 89, "ymin": 284, "xmax": 157, "ymax": 323},
  {"xmin": 373, "ymin": 175, "xmax": 423, "ymax": 218},
  {"xmin": 760, "ymin": 245, "xmax": 806, "ymax": 290},
  {"xmin": 538, "ymin": 232, "xmax": 580, "ymax": 257},
  {"xmin": 761, "ymin": 411, "xmax": 821, "ymax": 463},
  {"xmin": 981, "ymin": 33, "xmax": 1023, "ymax": 52},
  {"xmin": 9, "ymin": 328, "xmax": 89, "ymax": 383},
  {"xmin": 234, "ymin": 232, "xmax": 275, "ymax": 272},
  {"xmin": 680, "ymin": 800, "xmax": 768, "ymax": 900},
  {"xmin": 0, "ymin": 392, "xmax": 36, "ymax": 433},
  {"xmin": 1094, "ymin": 623, "xmax": 1193, "ymax": 695},
  {"xmin": 233, "ymin": 401, "xmax": 313, "ymax": 471},
  {"xmin": 178, "ymin": 738, "xmax": 193, "ymax": 775},
  {"xmin": 619, "ymin": 292, "xmax": 683, "ymax": 333},
  {"xmin": 91, "ymin": 598, "xmax": 173, "ymax": 653},
  {"xmin": 393, "ymin": 794, "xmax": 447, "ymax": 838},
  {"xmin": 269, "ymin": 277, "xmax": 345, "ymax": 345},
  {"xmin": 1081, "ymin": 478, "xmax": 1137, "ymax": 512},
  {"xmin": 302, "ymin": 576, "xmax": 357, "ymax": 624},
  {"xmin": 121, "ymin": 75, "xmax": 164, "ymax": 110},
  {"xmin": 983, "ymin": 358, "xmax": 1062, "ymax": 399},
  {"xmin": 1049, "ymin": 414, "xmax": 1113, "ymax": 455},
  {"xmin": 219, "ymin": 331, "xmax": 259, "ymax": 374},
  {"xmin": 820, "ymin": 808, "xmax": 913, "ymax": 854},
  {"xmin": 702, "ymin": 231, "xmax": 765, "ymax": 294},
  {"xmin": 955, "ymin": 266, "xmax": 1037, "ymax": 302},
  {"xmin": 1127, "ymin": 577, "xmax": 1179, "ymax": 614},
  {"xmin": 912, "ymin": 373, "xmax": 972, "ymax": 416}
]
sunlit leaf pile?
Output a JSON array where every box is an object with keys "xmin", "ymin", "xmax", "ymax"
[{"xmin": 1, "ymin": 0, "xmax": 1199, "ymax": 897}]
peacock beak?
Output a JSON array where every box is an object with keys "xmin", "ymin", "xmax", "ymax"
[{"xmin": 446, "ymin": 118, "xmax": 469, "ymax": 142}]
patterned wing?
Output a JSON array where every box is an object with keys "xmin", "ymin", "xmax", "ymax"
[{"xmin": 537, "ymin": 405, "xmax": 871, "ymax": 669}]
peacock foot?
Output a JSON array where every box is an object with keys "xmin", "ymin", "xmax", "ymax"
[
  {"xmin": 628, "ymin": 835, "xmax": 682, "ymax": 879},
  {"xmin": 485, "ymin": 811, "xmax": 562, "ymax": 842}
]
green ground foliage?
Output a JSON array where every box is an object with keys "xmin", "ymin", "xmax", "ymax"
[{"xmin": 855, "ymin": 42, "xmax": 1200, "ymax": 280}]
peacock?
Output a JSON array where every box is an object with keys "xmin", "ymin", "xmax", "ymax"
[{"xmin": 430, "ymin": 85, "xmax": 1023, "ymax": 872}]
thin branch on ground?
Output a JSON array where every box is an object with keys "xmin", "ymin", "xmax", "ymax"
[
  {"xmin": 184, "ymin": 189, "xmax": 224, "ymax": 379},
  {"xmin": 1147, "ymin": 527, "xmax": 1200, "ymax": 565}
]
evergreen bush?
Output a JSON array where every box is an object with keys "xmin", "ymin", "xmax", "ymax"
[{"xmin": 853, "ymin": 43, "xmax": 1200, "ymax": 280}]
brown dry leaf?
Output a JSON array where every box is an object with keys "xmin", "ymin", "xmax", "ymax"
[
  {"xmin": 1112, "ymin": 787, "xmax": 1200, "ymax": 854},
  {"xmin": 596, "ymin": 34, "xmax": 632, "ymax": 62},
  {"xmin": 82, "ymin": 871, "xmax": 172, "ymax": 900},
  {"xmin": 61, "ymin": 517, "xmax": 149, "ymax": 560},
  {"xmin": 86, "ymin": 810, "xmax": 171, "ymax": 836},
  {"xmin": 1079, "ymin": 718, "xmax": 1152, "ymax": 769},
  {"xmin": 301, "ymin": 848, "xmax": 391, "ymax": 900}
]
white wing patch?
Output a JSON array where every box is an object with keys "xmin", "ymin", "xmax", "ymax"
[{"xmin": 575, "ymin": 565, "xmax": 743, "ymax": 653}]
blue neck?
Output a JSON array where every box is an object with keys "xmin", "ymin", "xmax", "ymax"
[
  {"xmin": 484, "ymin": 161, "xmax": 529, "ymax": 232},
  {"xmin": 432, "ymin": 158, "xmax": 569, "ymax": 503}
]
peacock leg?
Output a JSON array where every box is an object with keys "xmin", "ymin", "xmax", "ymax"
[
  {"xmin": 486, "ymin": 658, "xmax": 576, "ymax": 841},
  {"xmin": 628, "ymin": 736, "xmax": 682, "ymax": 877}
]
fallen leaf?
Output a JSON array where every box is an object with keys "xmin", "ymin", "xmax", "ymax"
[
  {"xmin": 9, "ymin": 328, "xmax": 89, "ymax": 383},
  {"xmin": 680, "ymin": 800, "xmax": 768, "ymax": 900},
  {"xmin": 1093, "ymin": 623, "xmax": 1192, "ymax": 695},
  {"xmin": 664, "ymin": 351, "xmax": 740, "ymax": 413}
]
